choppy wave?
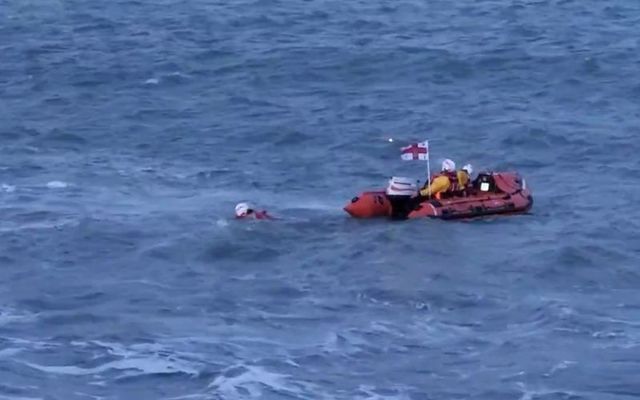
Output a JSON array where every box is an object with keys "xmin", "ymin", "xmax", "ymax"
[{"xmin": 0, "ymin": 0, "xmax": 639, "ymax": 399}]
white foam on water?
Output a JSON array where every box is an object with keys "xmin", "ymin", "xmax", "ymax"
[
  {"xmin": 0, "ymin": 396, "xmax": 44, "ymax": 400},
  {"xmin": 144, "ymin": 78, "xmax": 160, "ymax": 85},
  {"xmin": 320, "ymin": 330, "xmax": 368, "ymax": 356},
  {"xmin": 116, "ymin": 279, "xmax": 173, "ymax": 290},
  {"xmin": 1, "ymin": 184, "xmax": 16, "ymax": 192},
  {"xmin": 355, "ymin": 385, "xmax": 412, "ymax": 400},
  {"xmin": 72, "ymin": 393, "xmax": 105, "ymax": 400},
  {"xmin": 168, "ymin": 71, "xmax": 191, "ymax": 79},
  {"xmin": 0, "ymin": 307, "xmax": 39, "ymax": 326},
  {"xmin": 24, "ymin": 340, "xmax": 201, "ymax": 378},
  {"xmin": 516, "ymin": 385, "xmax": 581, "ymax": 400},
  {"xmin": 208, "ymin": 364, "xmax": 310, "ymax": 399},
  {"xmin": 548, "ymin": 360, "xmax": 577, "ymax": 375},
  {"xmin": 46, "ymin": 181, "xmax": 68, "ymax": 189},
  {"xmin": 284, "ymin": 358, "xmax": 300, "ymax": 367},
  {"xmin": 24, "ymin": 356, "xmax": 199, "ymax": 377},
  {"xmin": 518, "ymin": 389, "xmax": 532, "ymax": 400},
  {"xmin": 5, "ymin": 337, "xmax": 57, "ymax": 350},
  {"xmin": 163, "ymin": 395, "xmax": 209, "ymax": 400},
  {"xmin": 0, "ymin": 347, "xmax": 22, "ymax": 358}
]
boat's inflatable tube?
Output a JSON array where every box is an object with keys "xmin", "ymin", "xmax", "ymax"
[{"xmin": 344, "ymin": 172, "xmax": 532, "ymax": 220}]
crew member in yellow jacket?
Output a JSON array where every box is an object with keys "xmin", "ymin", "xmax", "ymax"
[{"xmin": 419, "ymin": 159, "xmax": 473, "ymax": 199}]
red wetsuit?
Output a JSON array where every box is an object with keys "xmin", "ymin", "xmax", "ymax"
[{"xmin": 236, "ymin": 209, "xmax": 274, "ymax": 220}]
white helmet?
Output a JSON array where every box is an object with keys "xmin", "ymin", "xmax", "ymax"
[
  {"xmin": 441, "ymin": 159, "xmax": 456, "ymax": 172},
  {"xmin": 462, "ymin": 164, "xmax": 473, "ymax": 175},
  {"xmin": 235, "ymin": 202, "xmax": 252, "ymax": 217}
]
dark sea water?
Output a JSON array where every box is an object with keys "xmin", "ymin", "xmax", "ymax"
[{"xmin": 1, "ymin": 0, "xmax": 640, "ymax": 399}]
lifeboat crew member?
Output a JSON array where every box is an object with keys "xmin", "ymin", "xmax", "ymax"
[
  {"xmin": 235, "ymin": 202, "xmax": 273, "ymax": 220},
  {"xmin": 418, "ymin": 159, "xmax": 471, "ymax": 199},
  {"xmin": 459, "ymin": 163, "xmax": 473, "ymax": 194}
]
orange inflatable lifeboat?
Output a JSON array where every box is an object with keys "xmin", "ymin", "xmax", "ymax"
[{"xmin": 344, "ymin": 172, "xmax": 533, "ymax": 220}]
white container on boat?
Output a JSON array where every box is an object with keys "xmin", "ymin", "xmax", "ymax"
[{"xmin": 385, "ymin": 176, "xmax": 417, "ymax": 196}]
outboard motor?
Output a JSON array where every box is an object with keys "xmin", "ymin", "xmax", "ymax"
[{"xmin": 385, "ymin": 177, "xmax": 417, "ymax": 219}]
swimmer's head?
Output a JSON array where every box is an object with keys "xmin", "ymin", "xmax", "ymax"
[{"xmin": 235, "ymin": 202, "xmax": 254, "ymax": 218}]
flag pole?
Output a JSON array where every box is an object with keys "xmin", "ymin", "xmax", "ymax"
[{"xmin": 426, "ymin": 140, "xmax": 431, "ymax": 199}]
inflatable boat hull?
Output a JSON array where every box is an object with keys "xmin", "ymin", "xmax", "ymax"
[{"xmin": 344, "ymin": 172, "xmax": 532, "ymax": 220}]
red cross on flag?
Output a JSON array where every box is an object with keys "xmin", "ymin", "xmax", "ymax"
[{"xmin": 400, "ymin": 140, "xmax": 429, "ymax": 161}]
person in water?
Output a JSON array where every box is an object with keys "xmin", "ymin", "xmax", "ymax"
[
  {"xmin": 417, "ymin": 159, "xmax": 473, "ymax": 199},
  {"xmin": 235, "ymin": 202, "xmax": 273, "ymax": 220}
]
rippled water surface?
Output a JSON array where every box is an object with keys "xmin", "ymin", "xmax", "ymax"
[{"xmin": 1, "ymin": 0, "xmax": 640, "ymax": 399}]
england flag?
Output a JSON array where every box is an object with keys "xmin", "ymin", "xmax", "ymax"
[{"xmin": 400, "ymin": 140, "xmax": 429, "ymax": 161}]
